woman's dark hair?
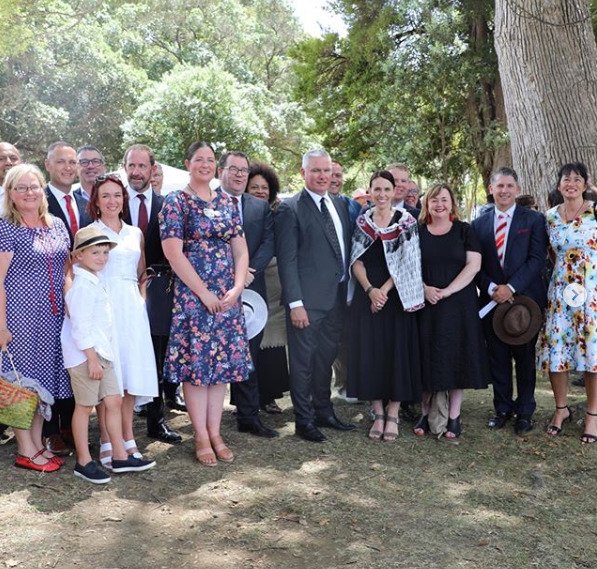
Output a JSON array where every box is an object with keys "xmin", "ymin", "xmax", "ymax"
[
  {"xmin": 368, "ymin": 170, "xmax": 395, "ymax": 188},
  {"xmin": 557, "ymin": 162, "xmax": 589, "ymax": 185},
  {"xmin": 185, "ymin": 141, "xmax": 215, "ymax": 162},
  {"xmin": 247, "ymin": 162, "xmax": 280, "ymax": 205},
  {"xmin": 88, "ymin": 174, "xmax": 130, "ymax": 221}
]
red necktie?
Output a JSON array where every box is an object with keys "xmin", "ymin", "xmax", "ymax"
[
  {"xmin": 495, "ymin": 213, "xmax": 507, "ymax": 267},
  {"xmin": 64, "ymin": 195, "xmax": 79, "ymax": 234},
  {"xmin": 137, "ymin": 194, "xmax": 148, "ymax": 235}
]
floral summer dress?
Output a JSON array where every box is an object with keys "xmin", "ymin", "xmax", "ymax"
[
  {"xmin": 159, "ymin": 189, "xmax": 252, "ymax": 385},
  {"xmin": 538, "ymin": 205, "xmax": 597, "ymax": 372}
]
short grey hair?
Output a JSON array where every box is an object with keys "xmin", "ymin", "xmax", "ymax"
[{"xmin": 302, "ymin": 148, "xmax": 331, "ymax": 169}]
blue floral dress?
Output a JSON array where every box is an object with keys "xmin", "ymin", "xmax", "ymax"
[
  {"xmin": 538, "ymin": 206, "xmax": 597, "ymax": 372},
  {"xmin": 159, "ymin": 189, "xmax": 252, "ymax": 385}
]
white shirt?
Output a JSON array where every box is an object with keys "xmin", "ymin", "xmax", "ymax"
[
  {"xmin": 127, "ymin": 186, "xmax": 153, "ymax": 227},
  {"xmin": 61, "ymin": 265, "xmax": 116, "ymax": 368},
  {"xmin": 221, "ymin": 189, "xmax": 243, "ymax": 224},
  {"xmin": 289, "ymin": 189, "xmax": 346, "ymax": 309},
  {"xmin": 48, "ymin": 183, "xmax": 80, "ymax": 228},
  {"xmin": 489, "ymin": 203, "xmax": 517, "ymax": 295}
]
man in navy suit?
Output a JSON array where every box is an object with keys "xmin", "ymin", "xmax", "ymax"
[
  {"xmin": 275, "ymin": 149, "xmax": 355, "ymax": 442},
  {"xmin": 123, "ymin": 144, "xmax": 182, "ymax": 444},
  {"xmin": 43, "ymin": 141, "xmax": 92, "ymax": 454},
  {"xmin": 218, "ymin": 151, "xmax": 278, "ymax": 438},
  {"xmin": 471, "ymin": 167, "xmax": 548, "ymax": 435}
]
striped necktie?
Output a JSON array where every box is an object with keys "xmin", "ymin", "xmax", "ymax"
[{"xmin": 495, "ymin": 213, "xmax": 507, "ymax": 267}]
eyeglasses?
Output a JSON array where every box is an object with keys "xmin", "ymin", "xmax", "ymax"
[
  {"xmin": 95, "ymin": 173, "xmax": 123, "ymax": 183},
  {"xmin": 225, "ymin": 166, "xmax": 250, "ymax": 176},
  {"xmin": 78, "ymin": 158, "xmax": 104, "ymax": 167},
  {"xmin": 13, "ymin": 184, "xmax": 42, "ymax": 193}
]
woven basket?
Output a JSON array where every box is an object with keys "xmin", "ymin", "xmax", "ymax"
[{"xmin": 0, "ymin": 351, "xmax": 38, "ymax": 429}]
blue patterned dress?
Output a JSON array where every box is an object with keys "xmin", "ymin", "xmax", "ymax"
[
  {"xmin": 0, "ymin": 217, "xmax": 72, "ymax": 398},
  {"xmin": 159, "ymin": 189, "xmax": 252, "ymax": 385}
]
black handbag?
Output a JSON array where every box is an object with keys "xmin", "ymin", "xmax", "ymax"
[{"xmin": 145, "ymin": 264, "xmax": 174, "ymax": 336}]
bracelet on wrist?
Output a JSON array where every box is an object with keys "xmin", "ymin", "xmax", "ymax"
[{"xmin": 365, "ymin": 285, "xmax": 374, "ymax": 295}]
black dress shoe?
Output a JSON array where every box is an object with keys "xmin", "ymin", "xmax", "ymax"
[
  {"xmin": 166, "ymin": 394, "xmax": 187, "ymax": 412},
  {"xmin": 296, "ymin": 424, "xmax": 327, "ymax": 442},
  {"xmin": 487, "ymin": 411, "xmax": 513, "ymax": 429},
  {"xmin": 238, "ymin": 419, "xmax": 279, "ymax": 438},
  {"xmin": 315, "ymin": 414, "xmax": 356, "ymax": 431},
  {"xmin": 515, "ymin": 416, "xmax": 534, "ymax": 435},
  {"xmin": 147, "ymin": 421, "xmax": 183, "ymax": 444}
]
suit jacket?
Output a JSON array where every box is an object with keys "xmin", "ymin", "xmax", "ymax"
[
  {"xmin": 275, "ymin": 189, "xmax": 351, "ymax": 312},
  {"xmin": 234, "ymin": 191, "xmax": 274, "ymax": 301},
  {"xmin": 45, "ymin": 186, "xmax": 92, "ymax": 246},
  {"xmin": 124, "ymin": 190, "xmax": 165, "ymax": 267},
  {"xmin": 471, "ymin": 205, "xmax": 548, "ymax": 308}
]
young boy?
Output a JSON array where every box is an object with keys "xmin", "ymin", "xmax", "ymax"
[{"xmin": 61, "ymin": 226, "xmax": 155, "ymax": 484}]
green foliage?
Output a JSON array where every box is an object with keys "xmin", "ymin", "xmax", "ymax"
[{"xmin": 292, "ymin": 0, "xmax": 507, "ymax": 190}]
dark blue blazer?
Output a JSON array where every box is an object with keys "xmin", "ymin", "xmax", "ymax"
[
  {"xmin": 471, "ymin": 205, "xmax": 548, "ymax": 309},
  {"xmin": 45, "ymin": 186, "xmax": 92, "ymax": 247}
]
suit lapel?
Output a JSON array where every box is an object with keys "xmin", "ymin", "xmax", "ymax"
[{"xmin": 503, "ymin": 206, "xmax": 522, "ymax": 267}]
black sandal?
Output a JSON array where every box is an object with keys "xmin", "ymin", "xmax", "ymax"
[
  {"xmin": 546, "ymin": 405, "xmax": 572, "ymax": 436},
  {"xmin": 445, "ymin": 416, "xmax": 461, "ymax": 439},
  {"xmin": 413, "ymin": 415, "xmax": 429, "ymax": 436},
  {"xmin": 580, "ymin": 411, "xmax": 597, "ymax": 444}
]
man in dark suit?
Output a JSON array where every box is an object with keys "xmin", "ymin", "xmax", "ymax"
[
  {"xmin": 275, "ymin": 148, "xmax": 356, "ymax": 442},
  {"xmin": 122, "ymin": 143, "xmax": 182, "ymax": 444},
  {"xmin": 74, "ymin": 145, "xmax": 106, "ymax": 202},
  {"xmin": 471, "ymin": 167, "xmax": 548, "ymax": 435},
  {"xmin": 388, "ymin": 163, "xmax": 420, "ymax": 218},
  {"xmin": 43, "ymin": 141, "xmax": 92, "ymax": 454},
  {"xmin": 218, "ymin": 151, "xmax": 278, "ymax": 438}
]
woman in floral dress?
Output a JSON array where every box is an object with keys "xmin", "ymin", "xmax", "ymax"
[
  {"xmin": 160, "ymin": 141, "xmax": 251, "ymax": 465},
  {"xmin": 538, "ymin": 162, "xmax": 597, "ymax": 444}
]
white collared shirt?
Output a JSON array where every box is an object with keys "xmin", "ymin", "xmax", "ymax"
[
  {"xmin": 127, "ymin": 185, "xmax": 153, "ymax": 227},
  {"xmin": 489, "ymin": 203, "xmax": 517, "ymax": 295},
  {"xmin": 61, "ymin": 264, "xmax": 116, "ymax": 368},
  {"xmin": 48, "ymin": 183, "xmax": 79, "ymax": 228},
  {"xmin": 221, "ymin": 189, "xmax": 243, "ymax": 224}
]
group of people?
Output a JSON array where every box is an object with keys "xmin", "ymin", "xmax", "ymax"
[{"xmin": 0, "ymin": 139, "xmax": 595, "ymax": 484}]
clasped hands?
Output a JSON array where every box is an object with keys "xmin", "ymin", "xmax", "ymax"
[
  {"xmin": 424, "ymin": 285, "xmax": 449, "ymax": 305},
  {"xmin": 199, "ymin": 287, "xmax": 243, "ymax": 315},
  {"xmin": 491, "ymin": 284, "xmax": 514, "ymax": 304},
  {"xmin": 369, "ymin": 288, "xmax": 388, "ymax": 314}
]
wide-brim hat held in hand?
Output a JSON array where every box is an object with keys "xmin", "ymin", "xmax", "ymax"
[
  {"xmin": 493, "ymin": 295, "xmax": 543, "ymax": 346},
  {"xmin": 241, "ymin": 289, "xmax": 268, "ymax": 340}
]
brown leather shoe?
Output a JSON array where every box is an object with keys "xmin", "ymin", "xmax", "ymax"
[{"xmin": 44, "ymin": 434, "xmax": 70, "ymax": 456}]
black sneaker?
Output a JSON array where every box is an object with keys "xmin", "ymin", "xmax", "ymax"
[
  {"xmin": 111, "ymin": 456, "xmax": 156, "ymax": 473},
  {"xmin": 74, "ymin": 460, "xmax": 111, "ymax": 484}
]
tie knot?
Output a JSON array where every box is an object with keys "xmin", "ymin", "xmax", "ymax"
[
  {"xmin": 498, "ymin": 212, "xmax": 507, "ymax": 220},
  {"xmin": 232, "ymin": 196, "xmax": 239, "ymax": 204},
  {"xmin": 64, "ymin": 195, "xmax": 72, "ymax": 203},
  {"xmin": 138, "ymin": 194, "xmax": 146, "ymax": 202}
]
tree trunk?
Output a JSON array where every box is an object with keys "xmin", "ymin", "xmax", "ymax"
[{"xmin": 494, "ymin": 0, "xmax": 597, "ymax": 209}]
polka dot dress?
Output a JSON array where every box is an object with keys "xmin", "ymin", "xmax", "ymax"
[{"xmin": 0, "ymin": 217, "xmax": 72, "ymax": 398}]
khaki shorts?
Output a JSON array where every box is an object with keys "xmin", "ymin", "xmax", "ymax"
[{"xmin": 68, "ymin": 356, "xmax": 121, "ymax": 407}]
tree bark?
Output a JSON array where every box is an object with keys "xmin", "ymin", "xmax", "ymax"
[{"xmin": 494, "ymin": 0, "xmax": 597, "ymax": 209}]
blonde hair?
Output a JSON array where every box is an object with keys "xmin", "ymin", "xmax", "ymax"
[
  {"xmin": 419, "ymin": 183, "xmax": 459, "ymax": 225},
  {"xmin": 3, "ymin": 164, "xmax": 52, "ymax": 226}
]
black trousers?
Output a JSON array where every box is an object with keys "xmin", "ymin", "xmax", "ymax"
[
  {"xmin": 286, "ymin": 289, "xmax": 346, "ymax": 426},
  {"xmin": 230, "ymin": 331, "xmax": 263, "ymax": 424},
  {"xmin": 42, "ymin": 397, "xmax": 75, "ymax": 437},
  {"xmin": 146, "ymin": 334, "xmax": 177, "ymax": 429}
]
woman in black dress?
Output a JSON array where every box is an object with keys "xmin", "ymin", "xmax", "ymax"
[
  {"xmin": 347, "ymin": 171, "xmax": 425, "ymax": 441},
  {"xmin": 415, "ymin": 183, "xmax": 488, "ymax": 439}
]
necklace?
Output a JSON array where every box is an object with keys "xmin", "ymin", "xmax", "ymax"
[
  {"xmin": 564, "ymin": 200, "xmax": 586, "ymax": 223},
  {"xmin": 186, "ymin": 184, "xmax": 212, "ymax": 201},
  {"xmin": 22, "ymin": 218, "xmax": 60, "ymax": 316}
]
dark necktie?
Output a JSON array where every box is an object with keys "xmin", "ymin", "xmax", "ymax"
[
  {"xmin": 137, "ymin": 194, "xmax": 148, "ymax": 235},
  {"xmin": 231, "ymin": 195, "xmax": 242, "ymax": 223},
  {"xmin": 64, "ymin": 195, "xmax": 79, "ymax": 234},
  {"xmin": 320, "ymin": 197, "xmax": 343, "ymax": 279}
]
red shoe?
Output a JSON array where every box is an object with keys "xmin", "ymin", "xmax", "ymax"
[
  {"xmin": 15, "ymin": 449, "xmax": 61, "ymax": 472},
  {"xmin": 43, "ymin": 450, "xmax": 66, "ymax": 466}
]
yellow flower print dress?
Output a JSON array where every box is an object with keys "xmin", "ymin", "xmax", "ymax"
[{"xmin": 538, "ymin": 205, "xmax": 597, "ymax": 372}]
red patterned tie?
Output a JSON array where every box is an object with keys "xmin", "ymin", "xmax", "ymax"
[
  {"xmin": 495, "ymin": 213, "xmax": 507, "ymax": 267},
  {"xmin": 137, "ymin": 194, "xmax": 148, "ymax": 235},
  {"xmin": 64, "ymin": 195, "xmax": 79, "ymax": 234}
]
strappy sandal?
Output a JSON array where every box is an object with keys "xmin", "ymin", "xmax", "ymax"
[
  {"xmin": 413, "ymin": 415, "xmax": 429, "ymax": 437},
  {"xmin": 99, "ymin": 441, "xmax": 112, "ymax": 469},
  {"xmin": 546, "ymin": 405, "xmax": 572, "ymax": 436},
  {"xmin": 445, "ymin": 416, "xmax": 462, "ymax": 439},
  {"xmin": 383, "ymin": 415, "xmax": 399, "ymax": 442},
  {"xmin": 210, "ymin": 436, "xmax": 234, "ymax": 463},
  {"xmin": 580, "ymin": 411, "xmax": 597, "ymax": 444},
  {"xmin": 124, "ymin": 439, "xmax": 143, "ymax": 459},
  {"xmin": 368, "ymin": 414, "xmax": 385, "ymax": 440},
  {"xmin": 195, "ymin": 438, "xmax": 217, "ymax": 467}
]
